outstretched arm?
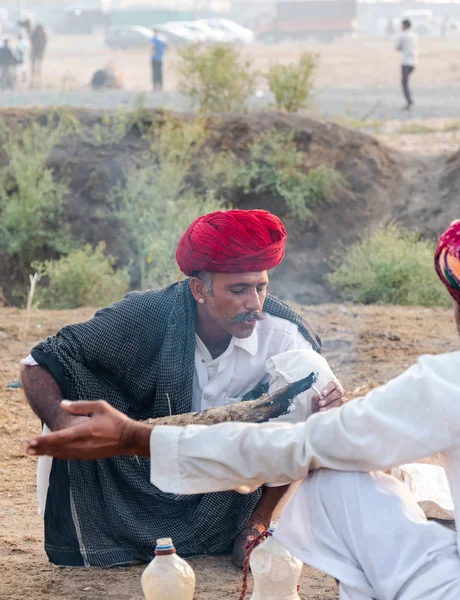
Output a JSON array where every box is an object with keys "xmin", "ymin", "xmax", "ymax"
[
  {"xmin": 25, "ymin": 400, "xmax": 152, "ymax": 459},
  {"xmin": 26, "ymin": 354, "xmax": 460, "ymax": 496},
  {"xmin": 149, "ymin": 353, "xmax": 460, "ymax": 494}
]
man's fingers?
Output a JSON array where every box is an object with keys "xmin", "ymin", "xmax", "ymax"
[
  {"xmin": 61, "ymin": 399, "xmax": 108, "ymax": 416},
  {"xmin": 320, "ymin": 379, "xmax": 344, "ymax": 398},
  {"xmin": 319, "ymin": 389, "xmax": 343, "ymax": 406},
  {"xmin": 25, "ymin": 425, "xmax": 87, "ymax": 457},
  {"xmin": 319, "ymin": 399, "xmax": 344, "ymax": 412}
]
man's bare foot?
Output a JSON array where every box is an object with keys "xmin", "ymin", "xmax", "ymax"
[{"xmin": 232, "ymin": 516, "xmax": 269, "ymax": 568}]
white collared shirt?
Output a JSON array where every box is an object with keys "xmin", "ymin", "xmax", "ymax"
[
  {"xmin": 396, "ymin": 30, "xmax": 418, "ymax": 66},
  {"xmin": 192, "ymin": 314, "xmax": 313, "ymax": 412}
]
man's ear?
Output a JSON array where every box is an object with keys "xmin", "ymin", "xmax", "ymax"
[{"xmin": 190, "ymin": 277, "xmax": 207, "ymax": 304}]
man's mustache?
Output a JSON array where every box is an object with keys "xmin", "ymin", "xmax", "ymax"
[{"xmin": 227, "ymin": 311, "xmax": 264, "ymax": 323}]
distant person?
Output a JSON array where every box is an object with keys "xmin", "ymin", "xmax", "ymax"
[
  {"xmin": 90, "ymin": 60, "xmax": 123, "ymax": 90},
  {"xmin": 15, "ymin": 33, "xmax": 30, "ymax": 84},
  {"xmin": 151, "ymin": 30, "xmax": 167, "ymax": 91},
  {"xmin": 396, "ymin": 19, "xmax": 418, "ymax": 110},
  {"xmin": 0, "ymin": 38, "xmax": 18, "ymax": 90},
  {"xmin": 386, "ymin": 18, "xmax": 395, "ymax": 37}
]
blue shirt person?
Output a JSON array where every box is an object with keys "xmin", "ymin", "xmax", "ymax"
[{"xmin": 151, "ymin": 30, "xmax": 167, "ymax": 91}]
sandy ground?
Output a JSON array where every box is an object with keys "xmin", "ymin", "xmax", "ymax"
[
  {"xmin": 1, "ymin": 33, "xmax": 459, "ymax": 119},
  {"xmin": 36, "ymin": 33, "xmax": 460, "ymax": 91},
  {"xmin": 1, "ymin": 302, "xmax": 457, "ymax": 600}
]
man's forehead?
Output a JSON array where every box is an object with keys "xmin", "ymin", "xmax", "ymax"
[{"xmin": 214, "ymin": 271, "xmax": 269, "ymax": 286}]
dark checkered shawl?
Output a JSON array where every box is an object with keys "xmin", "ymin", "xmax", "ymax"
[{"xmin": 32, "ymin": 280, "xmax": 321, "ymax": 567}]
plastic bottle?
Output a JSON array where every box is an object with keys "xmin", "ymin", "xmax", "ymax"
[
  {"xmin": 141, "ymin": 537, "xmax": 196, "ymax": 600},
  {"xmin": 249, "ymin": 522, "xmax": 303, "ymax": 600}
]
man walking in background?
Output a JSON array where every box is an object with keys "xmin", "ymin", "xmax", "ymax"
[
  {"xmin": 0, "ymin": 38, "xmax": 18, "ymax": 90},
  {"xmin": 396, "ymin": 19, "xmax": 418, "ymax": 110},
  {"xmin": 151, "ymin": 29, "xmax": 167, "ymax": 91}
]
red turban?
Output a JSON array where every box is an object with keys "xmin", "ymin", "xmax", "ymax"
[
  {"xmin": 435, "ymin": 220, "xmax": 460, "ymax": 303},
  {"xmin": 176, "ymin": 209, "xmax": 287, "ymax": 275}
]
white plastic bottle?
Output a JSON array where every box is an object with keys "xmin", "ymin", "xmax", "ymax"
[
  {"xmin": 249, "ymin": 522, "xmax": 303, "ymax": 600},
  {"xmin": 141, "ymin": 537, "xmax": 196, "ymax": 600}
]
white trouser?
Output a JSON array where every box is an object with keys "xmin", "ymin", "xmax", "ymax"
[{"xmin": 275, "ymin": 470, "xmax": 460, "ymax": 600}]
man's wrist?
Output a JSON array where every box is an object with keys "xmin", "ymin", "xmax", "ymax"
[{"xmin": 122, "ymin": 420, "xmax": 153, "ymax": 458}]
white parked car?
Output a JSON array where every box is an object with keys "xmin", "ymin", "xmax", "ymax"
[
  {"xmin": 199, "ymin": 18, "xmax": 254, "ymax": 44},
  {"xmin": 105, "ymin": 26, "xmax": 153, "ymax": 49},
  {"xmin": 156, "ymin": 22, "xmax": 203, "ymax": 45},
  {"xmin": 177, "ymin": 20, "xmax": 226, "ymax": 43}
]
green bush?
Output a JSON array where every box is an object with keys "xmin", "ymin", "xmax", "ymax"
[
  {"xmin": 177, "ymin": 43, "xmax": 255, "ymax": 112},
  {"xmin": 111, "ymin": 166, "xmax": 225, "ymax": 289},
  {"xmin": 266, "ymin": 52, "xmax": 319, "ymax": 113},
  {"xmin": 111, "ymin": 116, "xmax": 228, "ymax": 289},
  {"xmin": 33, "ymin": 242, "xmax": 129, "ymax": 309},
  {"xmin": 85, "ymin": 108, "xmax": 131, "ymax": 147},
  {"xmin": 0, "ymin": 115, "xmax": 76, "ymax": 276},
  {"xmin": 328, "ymin": 224, "xmax": 450, "ymax": 307},
  {"xmin": 236, "ymin": 130, "xmax": 344, "ymax": 220},
  {"xmin": 84, "ymin": 95, "xmax": 151, "ymax": 146}
]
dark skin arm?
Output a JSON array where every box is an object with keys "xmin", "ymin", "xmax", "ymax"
[
  {"xmin": 21, "ymin": 364, "xmax": 89, "ymax": 432},
  {"xmin": 24, "ymin": 400, "xmax": 151, "ymax": 459}
]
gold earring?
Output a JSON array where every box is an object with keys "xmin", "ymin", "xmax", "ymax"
[{"xmin": 199, "ymin": 298, "xmax": 204, "ymax": 304}]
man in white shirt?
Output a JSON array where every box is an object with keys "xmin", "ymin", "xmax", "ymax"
[
  {"xmin": 21, "ymin": 209, "xmax": 343, "ymax": 568},
  {"xmin": 396, "ymin": 19, "xmax": 418, "ymax": 110},
  {"xmin": 27, "ymin": 219, "xmax": 460, "ymax": 599}
]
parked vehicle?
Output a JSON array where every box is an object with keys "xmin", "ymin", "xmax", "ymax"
[
  {"xmin": 199, "ymin": 18, "xmax": 254, "ymax": 44},
  {"xmin": 257, "ymin": 0, "xmax": 357, "ymax": 43},
  {"xmin": 155, "ymin": 22, "xmax": 202, "ymax": 45},
  {"xmin": 178, "ymin": 21, "xmax": 226, "ymax": 42},
  {"xmin": 105, "ymin": 25, "xmax": 153, "ymax": 49},
  {"xmin": 105, "ymin": 24, "xmax": 197, "ymax": 50}
]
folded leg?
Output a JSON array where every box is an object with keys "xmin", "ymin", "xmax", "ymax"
[{"xmin": 276, "ymin": 470, "xmax": 460, "ymax": 600}]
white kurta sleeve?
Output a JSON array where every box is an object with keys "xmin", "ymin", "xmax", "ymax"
[{"xmin": 150, "ymin": 353, "xmax": 460, "ymax": 496}]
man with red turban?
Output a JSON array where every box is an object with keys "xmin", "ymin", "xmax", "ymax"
[
  {"xmin": 21, "ymin": 209, "xmax": 344, "ymax": 568},
  {"xmin": 25, "ymin": 218, "xmax": 460, "ymax": 598}
]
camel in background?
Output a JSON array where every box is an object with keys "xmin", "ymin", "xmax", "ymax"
[{"xmin": 19, "ymin": 19, "xmax": 47, "ymax": 86}]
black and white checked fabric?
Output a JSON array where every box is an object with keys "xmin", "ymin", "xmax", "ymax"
[{"xmin": 32, "ymin": 280, "xmax": 321, "ymax": 566}]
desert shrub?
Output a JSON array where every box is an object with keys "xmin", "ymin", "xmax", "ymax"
[
  {"xmin": 199, "ymin": 148, "xmax": 239, "ymax": 197},
  {"xmin": 111, "ymin": 116, "xmax": 228, "ymax": 288},
  {"xmin": 266, "ymin": 52, "xmax": 319, "ymax": 113},
  {"xmin": 328, "ymin": 224, "xmax": 450, "ymax": 307},
  {"xmin": 85, "ymin": 95, "xmax": 151, "ymax": 146},
  {"xmin": 177, "ymin": 43, "xmax": 255, "ymax": 112},
  {"xmin": 236, "ymin": 130, "xmax": 345, "ymax": 220},
  {"xmin": 85, "ymin": 108, "xmax": 131, "ymax": 146},
  {"xmin": 33, "ymin": 242, "xmax": 129, "ymax": 309},
  {"xmin": 111, "ymin": 166, "xmax": 225, "ymax": 289},
  {"xmin": 0, "ymin": 115, "xmax": 76, "ymax": 276}
]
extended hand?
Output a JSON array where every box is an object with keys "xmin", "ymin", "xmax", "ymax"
[
  {"xmin": 312, "ymin": 379, "xmax": 347, "ymax": 413},
  {"xmin": 24, "ymin": 400, "xmax": 149, "ymax": 460}
]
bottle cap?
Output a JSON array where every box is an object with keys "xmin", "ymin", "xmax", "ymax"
[
  {"xmin": 155, "ymin": 538, "xmax": 176, "ymax": 555},
  {"xmin": 156, "ymin": 537, "xmax": 174, "ymax": 550},
  {"xmin": 268, "ymin": 521, "xmax": 279, "ymax": 534}
]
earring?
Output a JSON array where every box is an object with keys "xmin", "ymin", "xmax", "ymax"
[{"xmin": 199, "ymin": 298, "xmax": 204, "ymax": 304}]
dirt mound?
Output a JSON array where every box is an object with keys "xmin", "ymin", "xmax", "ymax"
[
  {"xmin": 0, "ymin": 109, "xmax": 454, "ymax": 305},
  {"xmin": 207, "ymin": 113, "xmax": 404, "ymax": 302}
]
